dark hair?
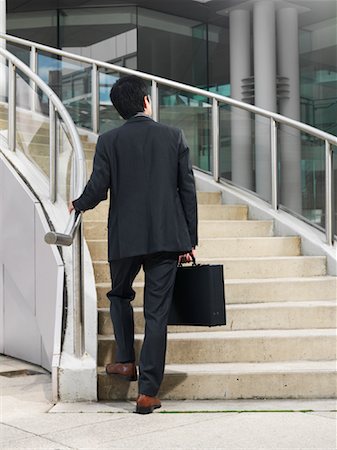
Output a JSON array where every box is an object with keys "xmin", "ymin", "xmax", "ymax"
[{"xmin": 110, "ymin": 75, "xmax": 148, "ymax": 120}]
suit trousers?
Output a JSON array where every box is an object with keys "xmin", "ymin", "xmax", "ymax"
[{"xmin": 107, "ymin": 252, "xmax": 179, "ymax": 397}]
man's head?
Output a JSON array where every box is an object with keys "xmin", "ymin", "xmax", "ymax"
[{"xmin": 110, "ymin": 75, "xmax": 151, "ymax": 120}]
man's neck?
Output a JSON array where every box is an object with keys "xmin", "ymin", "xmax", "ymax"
[{"xmin": 133, "ymin": 112, "xmax": 149, "ymax": 118}]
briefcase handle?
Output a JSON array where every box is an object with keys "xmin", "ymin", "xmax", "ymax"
[{"xmin": 178, "ymin": 252, "xmax": 197, "ymax": 267}]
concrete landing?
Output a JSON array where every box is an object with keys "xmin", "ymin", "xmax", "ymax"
[{"xmin": 1, "ymin": 355, "xmax": 336, "ymax": 450}]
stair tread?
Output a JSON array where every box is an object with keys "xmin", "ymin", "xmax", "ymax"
[
  {"xmin": 98, "ymin": 300, "xmax": 337, "ymax": 313},
  {"xmin": 97, "ymin": 360, "xmax": 336, "ymax": 375},
  {"xmin": 98, "ymin": 328, "xmax": 337, "ymax": 340},
  {"xmin": 95, "ymin": 276, "xmax": 337, "ymax": 289},
  {"xmin": 84, "ymin": 219, "xmax": 272, "ymax": 223},
  {"xmin": 92, "ymin": 256, "xmax": 326, "ymax": 263},
  {"xmin": 87, "ymin": 236, "xmax": 298, "ymax": 243}
]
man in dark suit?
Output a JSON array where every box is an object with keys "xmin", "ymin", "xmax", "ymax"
[{"xmin": 71, "ymin": 75, "xmax": 197, "ymax": 414}]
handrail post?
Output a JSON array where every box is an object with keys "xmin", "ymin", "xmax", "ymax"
[
  {"xmin": 8, "ymin": 61, "xmax": 16, "ymax": 151},
  {"xmin": 212, "ymin": 98, "xmax": 220, "ymax": 182},
  {"xmin": 325, "ymin": 141, "xmax": 334, "ymax": 246},
  {"xmin": 29, "ymin": 46, "xmax": 37, "ymax": 112},
  {"xmin": 73, "ymin": 219, "xmax": 84, "ymax": 357},
  {"xmin": 151, "ymin": 80, "xmax": 158, "ymax": 122},
  {"xmin": 49, "ymin": 101, "xmax": 57, "ymax": 203},
  {"xmin": 91, "ymin": 63, "xmax": 99, "ymax": 134},
  {"xmin": 271, "ymin": 118, "xmax": 278, "ymax": 210}
]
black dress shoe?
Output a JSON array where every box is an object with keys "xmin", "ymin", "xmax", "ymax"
[
  {"xmin": 135, "ymin": 394, "xmax": 161, "ymax": 414},
  {"xmin": 105, "ymin": 362, "xmax": 137, "ymax": 381}
]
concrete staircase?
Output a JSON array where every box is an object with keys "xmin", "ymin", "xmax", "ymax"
[
  {"xmin": 1, "ymin": 105, "xmax": 336, "ymax": 400},
  {"xmin": 85, "ymin": 192, "xmax": 337, "ymax": 401}
]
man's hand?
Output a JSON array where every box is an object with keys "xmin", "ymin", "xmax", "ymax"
[
  {"xmin": 68, "ymin": 201, "xmax": 75, "ymax": 214},
  {"xmin": 178, "ymin": 248, "xmax": 196, "ymax": 265}
]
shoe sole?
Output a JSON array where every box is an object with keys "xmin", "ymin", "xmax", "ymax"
[{"xmin": 134, "ymin": 404, "xmax": 161, "ymax": 415}]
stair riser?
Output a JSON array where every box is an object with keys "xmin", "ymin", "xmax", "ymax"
[
  {"xmin": 97, "ymin": 278, "xmax": 337, "ymax": 308},
  {"xmin": 87, "ymin": 237, "xmax": 301, "ymax": 259},
  {"xmin": 196, "ymin": 192, "xmax": 221, "ymax": 204},
  {"xmin": 98, "ymin": 304, "xmax": 337, "ymax": 334},
  {"xmin": 93, "ymin": 258, "xmax": 327, "ymax": 284},
  {"xmin": 98, "ymin": 371, "xmax": 337, "ymax": 400},
  {"xmin": 84, "ymin": 220, "xmax": 274, "ymax": 240},
  {"xmin": 85, "ymin": 204, "xmax": 248, "ymax": 221},
  {"xmin": 98, "ymin": 335, "xmax": 336, "ymax": 366}
]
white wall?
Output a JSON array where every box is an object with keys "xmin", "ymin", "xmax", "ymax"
[{"xmin": 0, "ymin": 154, "xmax": 64, "ymax": 371}]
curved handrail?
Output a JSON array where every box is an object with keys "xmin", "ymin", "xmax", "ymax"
[
  {"xmin": 1, "ymin": 33, "xmax": 336, "ymax": 146},
  {"xmin": 0, "ymin": 45, "xmax": 87, "ymax": 242}
]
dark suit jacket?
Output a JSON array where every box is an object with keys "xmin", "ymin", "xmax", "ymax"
[{"xmin": 73, "ymin": 115, "xmax": 198, "ymax": 261}]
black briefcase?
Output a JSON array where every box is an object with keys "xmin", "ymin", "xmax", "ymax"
[{"xmin": 168, "ymin": 259, "xmax": 226, "ymax": 327}]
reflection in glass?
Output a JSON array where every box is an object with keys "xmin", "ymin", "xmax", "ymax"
[
  {"xmin": 278, "ymin": 128, "xmax": 326, "ymax": 229},
  {"xmin": 59, "ymin": 7, "xmax": 137, "ymax": 64},
  {"xmin": 158, "ymin": 87, "xmax": 211, "ymax": 172},
  {"xmin": 138, "ymin": 8, "xmax": 207, "ymax": 87},
  {"xmin": 98, "ymin": 71, "xmax": 124, "ymax": 133},
  {"xmin": 7, "ymin": 11, "xmax": 58, "ymax": 47}
]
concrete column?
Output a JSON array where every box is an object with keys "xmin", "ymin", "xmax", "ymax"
[
  {"xmin": 277, "ymin": 7, "xmax": 302, "ymax": 213},
  {"xmin": 254, "ymin": 0, "xmax": 277, "ymax": 202},
  {"xmin": 230, "ymin": 9, "xmax": 253, "ymax": 189},
  {"xmin": 0, "ymin": 0, "xmax": 6, "ymax": 101}
]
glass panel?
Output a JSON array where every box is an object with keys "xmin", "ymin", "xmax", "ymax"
[
  {"xmin": 36, "ymin": 52, "xmax": 92, "ymax": 129},
  {"xmin": 299, "ymin": 14, "xmax": 337, "ymax": 135},
  {"xmin": 6, "ymin": 43, "xmax": 30, "ymax": 67},
  {"xmin": 208, "ymin": 24, "xmax": 230, "ymax": 93},
  {"xmin": 138, "ymin": 8, "xmax": 207, "ymax": 87},
  {"xmin": 15, "ymin": 74, "xmax": 50, "ymax": 179},
  {"xmin": 158, "ymin": 87, "xmax": 211, "ymax": 172},
  {"xmin": 220, "ymin": 105, "xmax": 257, "ymax": 195},
  {"xmin": 57, "ymin": 118, "xmax": 76, "ymax": 204},
  {"xmin": 59, "ymin": 7, "xmax": 137, "ymax": 64},
  {"xmin": 279, "ymin": 126, "xmax": 326, "ymax": 229},
  {"xmin": 98, "ymin": 70, "xmax": 124, "ymax": 133}
]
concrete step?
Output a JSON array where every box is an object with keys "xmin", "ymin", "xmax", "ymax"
[
  {"xmin": 84, "ymin": 203, "xmax": 249, "ymax": 221},
  {"xmin": 92, "ymin": 256, "xmax": 327, "ymax": 284},
  {"xmin": 196, "ymin": 191, "xmax": 222, "ymax": 204},
  {"xmin": 96, "ymin": 276, "xmax": 337, "ymax": 308},
  {"xmin": 97, "ymin": 360, "xmax": 337, "ymax": 400},
  {"xmin": 97, "ymin": 329, "xmax": 337, "ymax": 366},
  {"xmin": 84, "ymin": 219, "xmax": 274, "ymax": 240},
  {"xmin": 98, "ymin": 301, "xmax": 337, "ymax": 335},
  {"xmin": 87, "ymin": 236, "xmax": 301, "ymax": 260}
]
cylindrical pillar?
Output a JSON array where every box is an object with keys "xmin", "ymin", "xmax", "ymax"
[
  {"xmin": 230, "ymin": 9, "xmax": 253, "ymax": 189},
  {"xmin": 0, "ymin": 0, "xmax": 6, "ymax": 101},
  {"xmin": 254, "ymin": 0, "xmax": 277, "ymax": 202},
  {"xmin": 277, "ymin": 7, "xmax": 302, "ymax": 213}
]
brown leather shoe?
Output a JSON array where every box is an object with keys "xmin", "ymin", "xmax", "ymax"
[
  {"xmin": 105, "ymin": 362, "xmax": 137, "ymax": 381},
  {"xmin": 135, "ymin": 394, "xmax": 161, "ymax": 414}
]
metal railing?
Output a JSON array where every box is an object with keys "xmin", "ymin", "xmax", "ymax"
[
  {"xmin": 0, "ymin": 46, "xmax": 87, "ymax": 357},
  {"xmin": 0, "ymin": 32, "xmax": 336, "ymax": 247}
]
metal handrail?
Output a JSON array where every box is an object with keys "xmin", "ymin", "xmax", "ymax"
[
  {"xmin": 1, "ymin": 32, "xmax": 335, "ymax": 245},
  {"xmin": 0, "ymin": 46, "xmax": 87, "ymax": 356},
  {"xmin": 1, "ymin": 33, "xmax": 336, "ymax": 145},
  {"xmin": 45, "ymin": 210, "xmax": 82, "ymax": 246}
]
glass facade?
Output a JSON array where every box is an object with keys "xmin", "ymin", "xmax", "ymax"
[{"xmin": 5, "ymin": 1, "xmax": 337, "ymax": 231}]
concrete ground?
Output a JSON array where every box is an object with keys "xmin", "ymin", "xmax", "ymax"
[{"xmin": 0, "ymin": 355, "xmax": 336, "ymax": 450}]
